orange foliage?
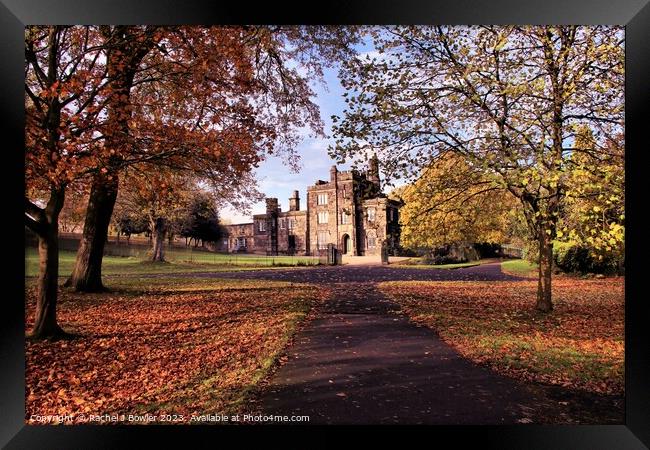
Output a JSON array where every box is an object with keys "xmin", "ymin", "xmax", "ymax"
[{"xmin": 25, "ymin": 281, "xmax": 329, "ymax": 424}]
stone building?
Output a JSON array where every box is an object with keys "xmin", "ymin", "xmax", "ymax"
[{"xmin": 217, "ymin": 156, "xmax": 401, "ymax": 256}]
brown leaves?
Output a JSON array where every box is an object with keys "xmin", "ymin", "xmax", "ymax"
[
  {"xmin": 380, "ymin": 277, "xmax": 624, "ymax": 395},
  {"xmin": 25, "ymin": 280, "xmax": 329, "ymax": 424}
]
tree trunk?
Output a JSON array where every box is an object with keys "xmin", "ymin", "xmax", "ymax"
[
  {"xmin": 65, "ymin": 171, "xmax": 118, "ymax": 292},
  {"xmin": 26, "ymin": 186, "xmax": 66, "ymax": 339},
  {"xmin": 152, "ymin": 217, "xmax": 166, "ymax": 262},
  {"xmin": 30, "ymin": 230, "xmax": 65, "ymax": 338},
  {"xmin": 536, "ymin": 227, "xmax": 554, "ymax": 312}
]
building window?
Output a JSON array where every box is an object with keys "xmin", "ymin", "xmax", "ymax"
[
  {"xmin": 367, "ymin": 207, "xmax": 376, "ymax": 222},
  {"xmin": 317, "ymin": 231, "xmax": 328, "ymax": 249},
  {"xmin": 318, "ymin": 211, "xmax": 329, "ymax": 224},
  {"xmin": 367, "ymin": 236, "xmax": 376, "ymax": 248},
  {"xmin": 238, "ymin": 237, "xmax": 246, "ymax": 247},
  {"xmin": 317, "ymin": 193, "xmax": 328, "ymax": 205},
  {"xmin": 279, "ymin": 218, "xmax": 285, "ymax": 229},
  {"xmin": 258, "ymin": 221, "xmax": 266, "ymax": 232},
  {"xmin": 288, "ymin": 218, "xmax": 295, "ymax": 230},
  {"xmin": 341, "ymin": 212, "xmax": 350, "ymax": 224}
]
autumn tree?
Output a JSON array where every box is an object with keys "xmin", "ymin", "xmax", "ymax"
[
  {"xmin": 398, "ymin": 152, "xmax": 518, "ymax": 254},
  {"xmin": 115, "ymin": 166, "xmax": 193, "ymax": 261},
  {"xmin": 63, "ymin": 26, "xmax": 162, "ymax": 290},
  {"xmin": 58, "ymin": 187, "xmax": 88, "ymax": 233},
  {"xmin": 111, "ymin": 184, "xmax": 150, "ymax": 244},
  {"xmin": 555, "ymin": 128, "xmax": 624, "ymax": 273},
  {"xmin": 178, "ymin": 193, "xmax": 225, "ymax": 248},
  {"xmin": 66, "ymin": 25, "xmax": 359, "ymax": 291},
  {"xmin": 332, "ymin": 26, "xmax": 624, "ymax": 311},
  {"xmin": 113, "ymin": 212, "xmax": 149, "ymax": 244},
  {"xmin": 25, "ymin": 26, "xmax": 110, "ymax": 337}
]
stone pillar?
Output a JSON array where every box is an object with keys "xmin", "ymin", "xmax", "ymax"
[
  {"xmin": 265, "ymin": 198, "xmax": 278, "ymax": 256},
  {"xmin": 331, "ymin": 166, "xmax": 339, "ymax": 254},
  {"xmin": 381, "ymin": 239, "xmax": 389, "ymax": 264}
]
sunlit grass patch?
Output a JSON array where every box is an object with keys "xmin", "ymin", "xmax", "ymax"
[
  {"xmin": 501, "ymin": 259, "xmax": 538, "ymax": 278},
  {"xmin": 379, "ymin": 278, "xmax": 624, "ymax": 394},
  {"xmin": 25, "ymin": 248, "xmax": 320, "ymax": 278}
]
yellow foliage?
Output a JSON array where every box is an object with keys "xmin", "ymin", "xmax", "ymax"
[{"xmin": 399, "ymin": 153, "xmax": 518, "ymax": 250}]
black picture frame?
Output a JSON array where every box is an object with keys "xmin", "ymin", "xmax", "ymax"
[{"xmin": 3, "ymin": 1, "xmax": 648, "ymax": 448}]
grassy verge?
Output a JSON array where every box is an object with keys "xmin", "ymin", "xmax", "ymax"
[
  {"xmin": 391, "ymin": 256, "xmax": 494, "ymax": 269},
  {"xmin": 25, "ymin": 277, "xmax": 328, "ymax": 424},
  {"xmin": 390, "ymin": 260, "xmax": 481, "ymax": 270},
  {"xmin": 379, "ymin": 278, "xmax": 624, "ymax": 395},
  {"xmin": 25, "ymin": 248, "xmax": 320, "ymax": 278},
  {"xmin": 501, "ymin": 259, "xmax": 538, "ymax": 278}
]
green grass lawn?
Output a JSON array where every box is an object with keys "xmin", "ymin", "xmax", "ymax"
[
  {"xmin": 25, "ymin": 248, "xmax": 320, "ymax": 278},
  {"xmin": 501, "ymin": 259, "xmax": 538, "ymax": 277}
]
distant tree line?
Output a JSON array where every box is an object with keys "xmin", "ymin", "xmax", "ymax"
[{"xmin": 113, "ymin": 192, "xmax": 226, "ymax": 249}]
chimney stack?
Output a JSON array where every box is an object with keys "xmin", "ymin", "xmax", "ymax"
[
  {"xmin": 368, "ymin": 154, "xmax": 380, "ymax": 192},
  {"xmin": 330, "ymin": 165, "xmax": 338, "ymax": 183},
  {"xmin": 289, "ymin": 190, "xmax": 300, "ymax": 211}
]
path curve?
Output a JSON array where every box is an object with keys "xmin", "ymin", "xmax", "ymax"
[
  {"xmin": 136, "ymin": 261, "xmax": 622, "ymax": 424},
  {"xmin": 141, "ymin": 261, "xmax": 527, "ymax": 284}
]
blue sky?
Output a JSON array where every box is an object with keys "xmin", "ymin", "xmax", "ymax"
[{"xmin": 221, "ymin": 40, "xmax": 376, "ymax": 224}]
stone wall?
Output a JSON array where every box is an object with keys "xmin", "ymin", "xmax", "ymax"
[
  {"xmin": 218, "ymin": 223, "xmax": 255, "ymax": 252},
  {"xmin": 277, "ymin": 211, "xmax": 308, "ymax": 255}
]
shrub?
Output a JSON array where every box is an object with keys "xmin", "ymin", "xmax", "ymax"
[
  {"xmin": 553, "ymin": 241, "xmax": 620, "ymax": 275},
  {"xmin": 422, "ymin": 254, "xmax": 465, "ymax": 265},
  {"xmin": 474, "ymin": 242, "xmax": 501, "ymax": 258},
  {"xmin": 421, "ymin": 244, "xmax": 479, "ymax": 265}
]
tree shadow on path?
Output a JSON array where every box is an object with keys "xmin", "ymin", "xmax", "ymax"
[{"xmin": 254, "ymin": 282, "xmax": 623, "ymax": 425}]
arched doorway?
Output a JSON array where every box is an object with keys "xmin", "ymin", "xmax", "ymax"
[{"xmin": 341, "ymin": 234, "xmax": 352, "ymax": 254}]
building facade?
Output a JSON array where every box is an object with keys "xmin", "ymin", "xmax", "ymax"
[{"xmin": 218, "ymin": 156, "xmax": 401, "ymax": 256}]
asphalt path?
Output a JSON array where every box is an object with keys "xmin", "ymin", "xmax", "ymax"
[{"xmin": 141, "ymin": 261, "xmax": 623, "ymax": 424}]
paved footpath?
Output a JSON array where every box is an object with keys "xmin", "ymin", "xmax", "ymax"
[
  {"xmin": 146, "ymin": 262, "xmax": 624, "ymax": 424},
  {"xmin": 163, "ymin": 261, "xmax": 526, "ymax": 283}
]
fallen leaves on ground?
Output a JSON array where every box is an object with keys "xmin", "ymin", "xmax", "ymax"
[
  {"xmin": 25, "ymin": 278, "xmax": 328, "ymax": 424},
  {"xmin": 379, "ymin": 278, "xmax": 624, "ymax": 395}
]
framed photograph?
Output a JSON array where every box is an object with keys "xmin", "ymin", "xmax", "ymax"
[{"xmin": 4, "ymin": 0, "xmax": 649, "ymax": 448}]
